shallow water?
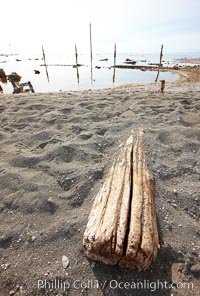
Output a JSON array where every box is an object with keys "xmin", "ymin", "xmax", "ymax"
[{"xmin": 0, "ymin": 51, "xmax": 195, "ymax": 93}]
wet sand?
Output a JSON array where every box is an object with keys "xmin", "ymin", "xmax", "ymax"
[{"xmin": 0, "ymin": 74, "xmax": 200, "ymax": 295}]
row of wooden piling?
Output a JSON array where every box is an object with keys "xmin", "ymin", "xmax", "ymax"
[{"xmin": 41, "ymin": 23, "xmax": 164, "ymax": 86}]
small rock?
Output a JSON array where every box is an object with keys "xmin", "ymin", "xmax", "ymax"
[
  {"xmin": 171, "ymin": 203, "xmax": 177, "ymax": 208},
  {"xmin": 62, "ymin": 255, "xmax": 69, "ymax": 269},
  {"xmin": 166, "ymin": 224, "xmax": 172, "ymax": 231},
  {"xmin": 177, "ymin": 250, "xmax": 184, "ymax": 258},
  {"xmin": 47, "ymin": 197, "xmax": 54, "ymax": 204},
  {"xmin": 171, "ymin": 263, "xmax": 185, "ymax": 282},
  {"xmin": 16, "ymin": 285, "xmax": 20, "ymax": 292},
  {"xmin": 1, "ymin": 263, "xmax": 10, "ymax": 270},
  {"xmin": 9, "ymin": 290, "xmax": 15, "ymax": 296},
  {"xmin": 190, "ymin": 264, "xmax": 200, "ymax": 274}
]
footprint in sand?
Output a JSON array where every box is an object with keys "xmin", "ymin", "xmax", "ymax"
[
  {"xmin": 157, "ymin": 131, "xmax": 173, "ymax": 145},
  {"xmin": 9, "ymin": 156, "xmax": 41, "ymax": 168},
  {"xmin": 96, "ymin": 128, "xmax": 107, "ymax": 136},
  {"xmin": 24, "ymin": 104, "xmax": 46, "ymax": 111},
  {"xmin": 71, "ymin": 125, "xmax": 85, "ymax": 135},
  {"xmin": 46, "ymin": 145, "xmax": 90, "ymax": 163},
  {"xmin": 178, "ymin": 116, "xmax": 193, "ymax": 127},
  {"xmin": 79, "ymin": 133, "xmax": 93, "ymax": 140},
  {"xmin": 59, "ymin": 108, "xmax": 73, "ymax": 114}
]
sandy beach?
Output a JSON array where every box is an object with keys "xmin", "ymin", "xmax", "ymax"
[{"xmin": 0, "ymin": 71, "xmax": 200, "ymax": 296}]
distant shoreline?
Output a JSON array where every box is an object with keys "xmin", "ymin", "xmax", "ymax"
[{"xmin": 1, "ymin": 53, "xmax": 200, "ymax": 94}]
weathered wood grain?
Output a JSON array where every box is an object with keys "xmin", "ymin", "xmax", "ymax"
[{"xmin": 83, "ymin": 130, "xmax": 160, "ymax": 269}]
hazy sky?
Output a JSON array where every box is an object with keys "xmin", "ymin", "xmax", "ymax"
[{"xmin": 1, "ymin": 0, "xmax": 200, "ymax": 55}]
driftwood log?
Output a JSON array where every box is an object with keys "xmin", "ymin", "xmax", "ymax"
[{"xmin": 83, "ymin": 130, "xmax": 160, "ymax": 270}]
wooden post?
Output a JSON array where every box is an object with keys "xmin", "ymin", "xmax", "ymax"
[
  {"xmin": 83, "ymin": 129, "xmax": 160, "ymax": 270},
  {"xmin": 160, "ymin": 79, "xmax": 165, "ymax": 93},
  {"xmin": 75, "ymin": 44, "xmax": 78, "ymax": 65},
  {"xmin": 89, "ymin": 23, "xmax": 93, "ymax": 65},
  {"xmin": 113, "ymin": 43, "xmax": 116, "ymax": 83},
  {"xmin": 75, "ymin": 44, "xmax": 80, "ymax": 84},
  {"xmin": 89, "ymin": 23, "xmax": 93, "ymax": 84},
  {"xmin": 155, "ymin": 44, "xmax": 163, "ymax": 82},
  {"xmin": 42, "ymin": 45, "xmax": 50, "ymax": 82}
]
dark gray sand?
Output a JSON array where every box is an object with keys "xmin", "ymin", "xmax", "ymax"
[{"xmin": 0, "ymin": 83, "xmax": 200, "ymax": 295}]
